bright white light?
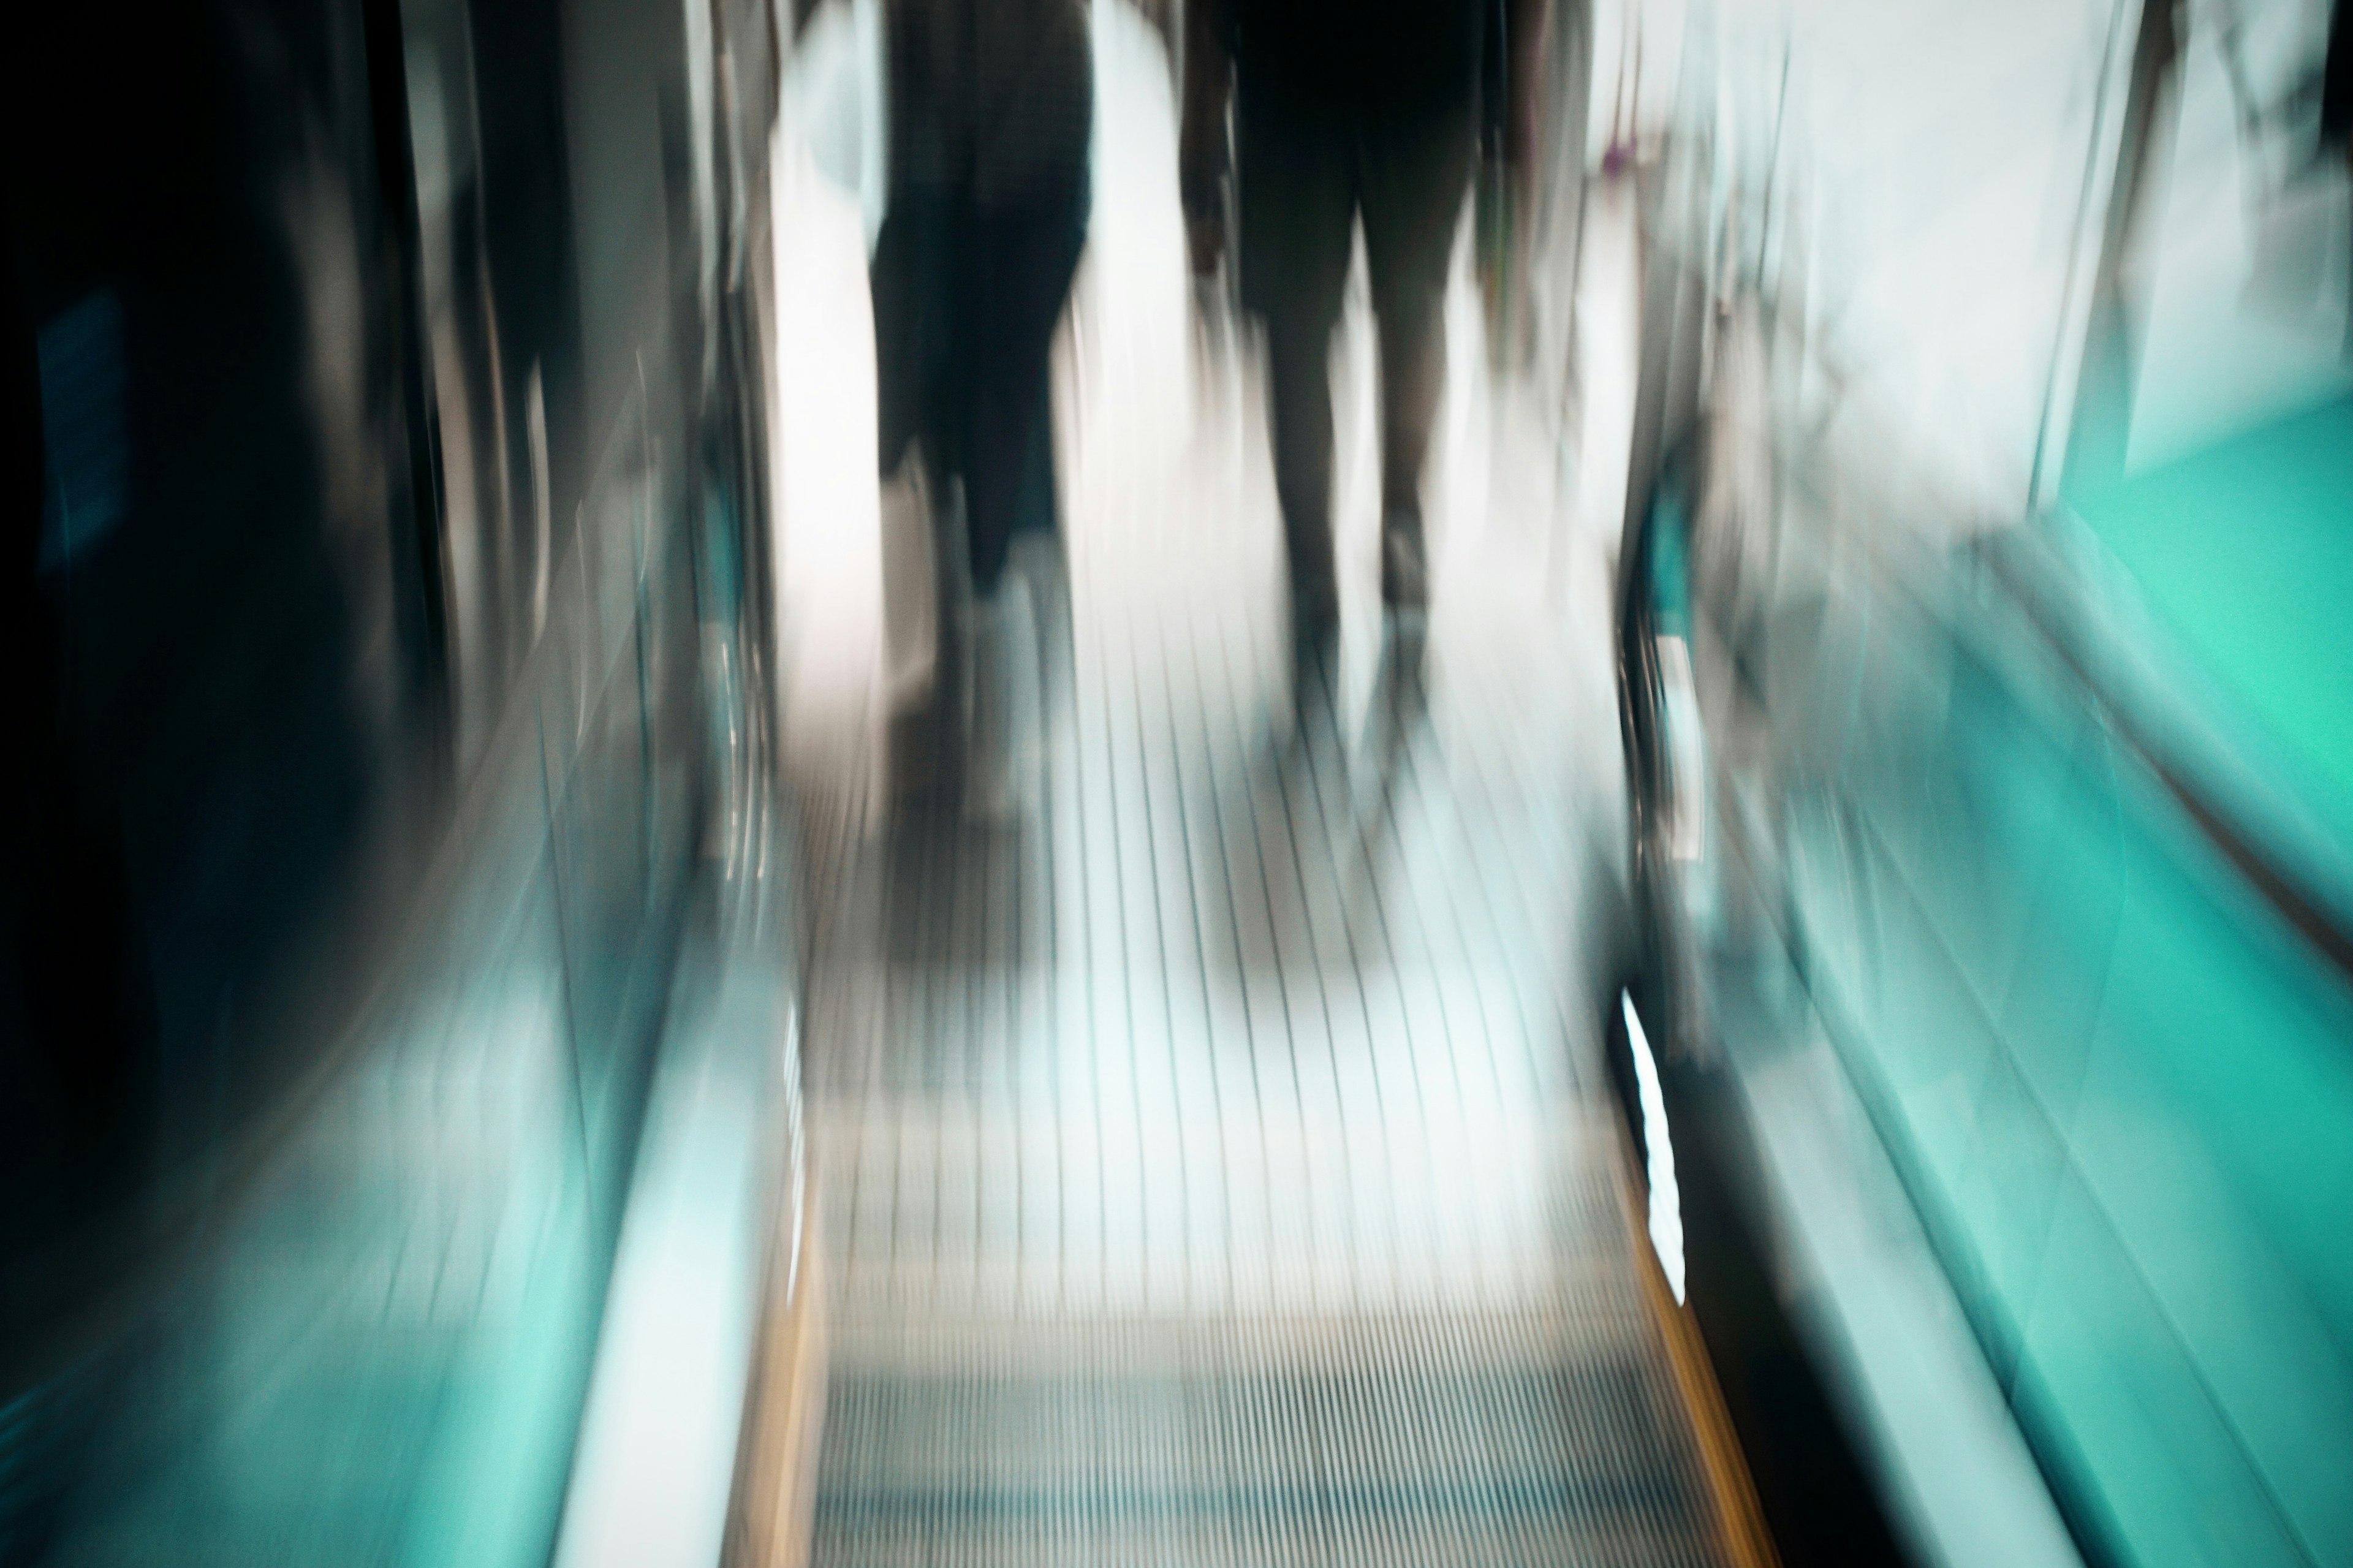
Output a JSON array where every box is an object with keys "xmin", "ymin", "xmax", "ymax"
[{"xmin": 1622, "ymin": 991, "xmax": 1686, "ymax": 1304}]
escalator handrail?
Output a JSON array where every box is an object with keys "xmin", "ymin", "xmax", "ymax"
[
  {"xmin": 1974, "ymin": 526, "xmax": 2353, "ymax": 990},
  {"xmin": 1626, "ymin": 115, "xmax": 2353, "ymax": 991}
]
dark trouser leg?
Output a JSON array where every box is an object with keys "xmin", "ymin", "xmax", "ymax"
[
  {"xmin": 871, "ymin": 197, "xmax": 954, "ymax": 486},
  {"xmin": 1237, "ymin": 88, "xmax": 1354, "ymax": 627},
  {"xmin": 1370, "ymin": 268, "xmax": 1445, "ymax": 608},
  {"xmin": 871, "ymin": 196, "xmax": 968, "ymax": 793},
  {"xmin": 1263, "ymin": 305, "xmax": 1342, "ymax": 618},
  {"xmin": 1360, "ymin": 105, "xmax": 1476, "ymax": 608},
  {"xmin": 961, "ymin": 191, "xmax": 1088, "ymax": 597}
]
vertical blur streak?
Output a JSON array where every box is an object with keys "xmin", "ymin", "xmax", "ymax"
[
  {"xmin": 0, "ymin": 0, "xmax": 795, "ymax": 1561},
  {"xmin": 1612, "ymin": 2, "xmax": 2353, "ymax": 1565},
  {"xmin": 5, "ymin": 0, "xmax": 2353, "ymax": 1564}
]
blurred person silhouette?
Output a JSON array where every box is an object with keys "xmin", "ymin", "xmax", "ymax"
[
  {"xmin": 3, "ymin": 236, "xmax": 153, "ymax": 1270},
  {"xmin": 1181, "ymin": 0, "xmax": 1548, "ymax": 686},
  {"xmin": 873, "ymin": 0, "xmax": 1092, "ymax": 817}
]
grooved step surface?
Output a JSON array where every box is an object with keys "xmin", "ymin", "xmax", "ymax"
[
  {"xmin": 812, "ymin": 1283, "xmax": 1724, "ymax": 1566},
  {"xmin": 776, "ymin": 6, "xmax": 1727, "ymax": 1562}
]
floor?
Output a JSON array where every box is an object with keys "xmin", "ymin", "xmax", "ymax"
[{"xmin": 771, "ymin": 5, "xmax": 1733, "ymax": 1561}]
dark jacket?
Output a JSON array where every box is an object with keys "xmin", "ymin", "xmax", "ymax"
[
  {"xmin": 1224, "ymin": 0, "xmax": 1488, "ymax": 113},
  {"xmin": 885, "ymin": 0, "xmax": 1093, "ymax": 205}
]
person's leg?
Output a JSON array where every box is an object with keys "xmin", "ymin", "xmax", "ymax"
[
  {"xmin": 1359, "ymin": 102, "xmax": 1476, "ymax": 612},
  {"xmin": 955, "ymin": 190, "xmax": 1087, "ymax": 818},
  {"xmin": 871, "ymin": 195, "xmax": 964, "ymax": 795},
  {"xmin": 871, "ymin": 198, "xmax": 947, "ymax": 483},
  {"xmin": 962, "ymin": 191, "xmax": 1086, "ymax": 596},
  {"xmin": 1237, "ymin": 86, "xmax": 1355, "ymax": 640}
]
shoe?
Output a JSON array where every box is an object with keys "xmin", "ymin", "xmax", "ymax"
[
  {"xmin": 1381, "ymin": 521, "xmax": 1429, "ymax": 616},
  {"xmin": 1289, "ymin": 587, "xmax": 1339, "ymax": 708},
  {"xmin": 881, "ymin": 455, "xmax": 941, "ymax": 718},
  {"xmin": 1006, "ymin": 530, "xmax": 1072, "ymax": 705},
  {"xmin": 964, "ymin": 575, "xmax": 1039, "ymax": 824},
  {"xmin": 1381, "ymin": 602, "xmax": 1427, "ymax": 698}
]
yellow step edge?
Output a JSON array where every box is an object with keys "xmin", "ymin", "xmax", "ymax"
[
  {"xmin": 726, "ymin": 1195, "xmax": 828, "ymax": 1568},
  {"xmin": 1612, "ymin": 1126, "xmax": 1782, "ymax": 1568}
]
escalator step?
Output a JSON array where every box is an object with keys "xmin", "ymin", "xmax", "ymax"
[{"xmin": 813, "ymin": 1307, "xmax": 1728, "ymax": 1566}]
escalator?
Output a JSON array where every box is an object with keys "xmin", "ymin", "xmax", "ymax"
[
  {"xmin": 10, "ymin": 0, "xmax": 2351, "ymax": 1562},
  {"xmin": 765, "ymin": 6, "xmax": 1773, "ymax": 1561},
  {"xmin": 1613, "ymin": 254, "xmax": 2353, "ymax": 1568}
]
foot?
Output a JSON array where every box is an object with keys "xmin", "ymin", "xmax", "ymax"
[
  {"xmin": 1381, "ymin": 600, "xmax": 1428, "ymax": 694},
  {"xmin": 964, "ymin": 576, "xmax": 1039, "ymax": 824},
  {"xmin": 1289, "ymin": 587, "xmax": 1339, "ymax": 708},
  {"xmin": 879, "ymin": 461, "xmax": 940, "ymax": 716},
  {"xmin": 1381, "ymin": 525, "xmax": 1429, "ymax": 618}
]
